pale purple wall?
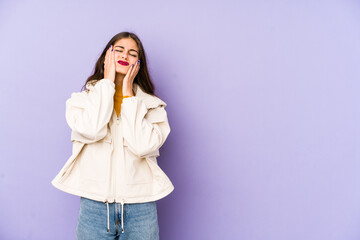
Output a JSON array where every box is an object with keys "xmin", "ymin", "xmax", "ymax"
[{"xmin": 1, "ymin": 0, "xmax": 360, "ymax": 239}]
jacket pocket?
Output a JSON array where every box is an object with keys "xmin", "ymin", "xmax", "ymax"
[
  {"xmin": 123, "ymin": 138, "xmax": 160, "ymax": 158},
  {"xmin": 123, "ymin": 145, "xmax": 153, "ymax": 185},
  {"xmin": 77, "ymin": 140, "xmax": 112, "ymax": 183},
  {"xmin": 98, "ymin": 135, "xmax": 112, "ymax": 143},
  {"xmin": 58, "ymin": 142, "xmax": 86, "ymax": 183}
]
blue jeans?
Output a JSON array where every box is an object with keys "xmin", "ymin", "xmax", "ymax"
[{"xmin": 76, "ymin": 197, "xmax": 159, "ymax": 240}]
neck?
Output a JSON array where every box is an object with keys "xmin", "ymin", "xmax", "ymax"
[
  {"xmin": 114, "ymin": 73, "xmax": 125, "ymax": 86},
  {"xmin": 114, "ymin": 73, "xmax": 136, "ymax": 96}
]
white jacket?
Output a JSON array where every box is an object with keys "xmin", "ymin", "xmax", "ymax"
[{"xmin": 51, "ymin": 78, "xmax": 174, "ymax": 233}]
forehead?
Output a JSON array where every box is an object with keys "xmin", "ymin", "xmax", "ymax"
[{"xmin": 114, "ymin": 38, "xmax": 138, "ymax": 51}]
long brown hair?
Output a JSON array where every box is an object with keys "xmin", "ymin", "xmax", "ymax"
[{"xmin": 81, "ymin": 32, "xmax": 158, "ymax": 97}]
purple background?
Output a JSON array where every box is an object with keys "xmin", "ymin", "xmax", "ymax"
[{"xmin": 1, "ymin": 0, "xmax": 360, "ymax": 239}]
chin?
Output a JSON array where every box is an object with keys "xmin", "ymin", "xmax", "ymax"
[{"xmin": 115, "ymin": 69, "xmax": 127, "ymax": 75}]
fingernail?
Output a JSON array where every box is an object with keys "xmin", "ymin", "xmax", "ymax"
[
  {"xmin": 132, "ymin": 64, "xmax": 134, "ymax": 67},
  {"xmin": 137, "ymin": 60, "xmax": 140, "ymax": 63}
]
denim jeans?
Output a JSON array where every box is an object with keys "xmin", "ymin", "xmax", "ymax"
[{"xmin": 76, "ymin": 197, "xmax": 159, "ymax": 240}]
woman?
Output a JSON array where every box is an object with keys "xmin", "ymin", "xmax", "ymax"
[{"xmin": 51, "ymin": 32, "xmax": 174, "ymax": 239}]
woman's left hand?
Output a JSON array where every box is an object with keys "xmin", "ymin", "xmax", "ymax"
[{"xmin": 123, "ymin": 60, "xmax": 140, "ymax": 96}]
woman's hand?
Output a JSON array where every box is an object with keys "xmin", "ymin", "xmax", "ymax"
[
  {"xmin": 123, "ymin": 60, "xmax": 140, "ymax": 96},
  {"xmin": 103, "ymin": 45, "xmax": 115, "ymax": 83}
]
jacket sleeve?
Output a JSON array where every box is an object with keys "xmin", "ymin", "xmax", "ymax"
[
  {"xmin": 121, "ymin": 96, "xmax": 171, "ymax": 158},
  {"xmin": 65, "ymin": 78, "xmax": 115, "ymax": 143}
]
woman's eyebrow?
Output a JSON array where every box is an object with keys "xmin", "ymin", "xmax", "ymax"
[{"xmin": 114, "ymin": 46, "xmax": 139, "ymax": 54}]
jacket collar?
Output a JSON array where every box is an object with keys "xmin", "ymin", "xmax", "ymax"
[
  {"xmin": 86, "ymin": 79, "xmax": 167, "ymax": 109},
  {"xmin": 133, "ymin": 83, "xmax": 167, "ymax": 109}
]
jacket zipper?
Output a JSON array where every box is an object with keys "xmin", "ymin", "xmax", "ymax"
[
  {"xmin": 113, "ymin": 147, "xmax": 116, "ymax": 202},
  {"xmin": 114, "ymin": 115, "xmax": 120, "ymax": 201}
]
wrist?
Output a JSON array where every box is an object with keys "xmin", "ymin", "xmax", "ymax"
[
  {"xmin": 103, "ymin": 76, "xmax": 115, "ymax": 83},
  {"xmin": 122, "ymin": 88, "xmax": 134, "ymax": 96},
  {"xmin": 123, "ymin": 93, "xmax": 134, "ymax": 97}
]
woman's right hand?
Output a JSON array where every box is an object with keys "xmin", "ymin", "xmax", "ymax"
[{"xmin": 103, "ymin": 45, "xmax": 115, "ymax": 83}]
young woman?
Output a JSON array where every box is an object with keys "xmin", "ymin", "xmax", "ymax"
[{"xmin": 51, "ymin": 32, "xmax": 174, "ymax": 239}]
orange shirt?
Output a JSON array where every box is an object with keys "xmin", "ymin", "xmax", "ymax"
[{"xmin": 114, "ymin": 84, "xmax": 124, "ymax": 117}]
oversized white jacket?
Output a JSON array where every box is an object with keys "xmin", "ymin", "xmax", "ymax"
[{"xmin": 51, "ymin": 78, "xmax": 174, "ymax": 233}]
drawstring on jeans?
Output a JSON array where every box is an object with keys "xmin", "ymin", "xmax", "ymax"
[
  {"xmin": 105, "ymin": 201, "xmax": 110, "ymax": 233},
  {"xmin": 120, "ymin": 199, "xmax": 125, "ymax": 233},
  {"xmin": 104, "ymin": 199, "xmax": 125, "ymax": 233}
]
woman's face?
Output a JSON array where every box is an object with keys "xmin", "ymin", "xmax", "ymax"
[{"xmin": 113, "ymin": 38, "xmax": 139, "ymax": 75}]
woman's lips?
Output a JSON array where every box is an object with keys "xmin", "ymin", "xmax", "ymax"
[{"xmin": 117, "ymin": 60, "xmax": 129, "ymax": 66}]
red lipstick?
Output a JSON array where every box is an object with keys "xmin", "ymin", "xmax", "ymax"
[{"xmin": 117, "ymin": 60, "xmax": 129, "ymax": 66}]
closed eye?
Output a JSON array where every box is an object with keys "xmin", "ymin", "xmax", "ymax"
[{"xmin": 116, "ymin": 50, "xmax": 137, "ymax": 57}]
